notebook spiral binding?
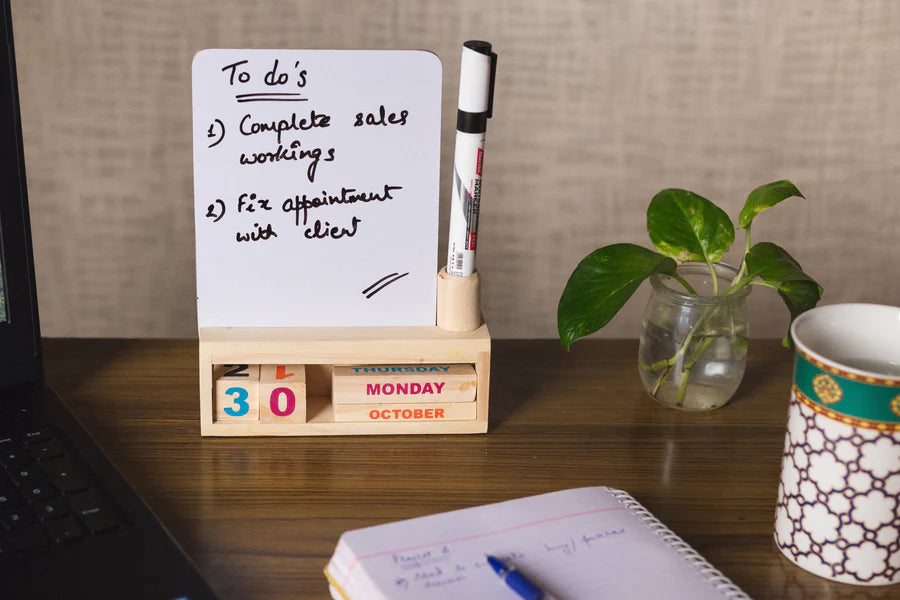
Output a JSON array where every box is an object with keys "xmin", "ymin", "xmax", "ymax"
[{"xmin": 609, "ymin": 488, "xmax": 751, "ymax": 599}]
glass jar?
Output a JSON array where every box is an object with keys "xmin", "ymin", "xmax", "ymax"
[{"xmin": 638, "ymin": 262, "xmax": 750, "ymax": 410}]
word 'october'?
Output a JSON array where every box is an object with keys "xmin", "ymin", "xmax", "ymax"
[{"xmin": 368, "ymin": 407, "xmax": 446, "ymax": 420}]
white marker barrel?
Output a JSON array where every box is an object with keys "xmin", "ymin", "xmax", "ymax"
[{"xmin": 446, "ymin": 41, "xmax": 496, "ymax": 278}]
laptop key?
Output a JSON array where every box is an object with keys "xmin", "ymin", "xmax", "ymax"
[
  {"xmin": 11, "ymin": 406, "xmax": 34, "ymax": 424},
  {"xmin": 45, "ymin": 516, "xmax": 84, "ymax": 543},
  {"xmin": 41, "ymin": 458, "xmax": 89, "ymax": 493},
  {"xmin": 68, "ymin": 491, "xmax": 119, "ymax": 534},
  {"xmin": 34, "ymin": 497, "xmax": 68, "ymax": 520},
  {"xmin": 21, "ymin": 427, "xmax": 52, "ymax": 443},
  {"xmin": 29, "ymin": 439, "xmax": 63, "ymax": 461},
  {"xmin": 0, "ymin": 491, "xmax": 19, "ymax": 509},
  {"xmin": 22, "ymin": 479, "xmax": 56, "ymax": 502},
  {"xmin": 0, "ymin": 506, "xmax": 34, "ymax": 530},
  {"xmin": 81, "ymin": 508, "xmax": 119, "ymax": 534},
  {"xmin": 11, "ymin": 462, "xmax": 42, "ymax": 485},
  {"xmin": 0, "ymin": 445, "xmax": 31, "ymax": 468}
]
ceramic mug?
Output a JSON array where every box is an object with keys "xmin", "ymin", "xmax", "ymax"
[{"xmin": 774, "ymin": 303, "xmax": 900, "ymax": 585}]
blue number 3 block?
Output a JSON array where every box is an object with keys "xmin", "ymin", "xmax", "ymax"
[{"xmin": 215, "ymin": 364, "xmax": 260, "ymax": 421}]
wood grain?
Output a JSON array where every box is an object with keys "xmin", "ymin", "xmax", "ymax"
[{"xmin": 42, "ymin": 337, "xmax": 900, "ymax": 599}]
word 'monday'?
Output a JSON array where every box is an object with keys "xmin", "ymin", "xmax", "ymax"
[{"xmin": 366, "ymin": 382, "xmax": 446, "ymax": 396}]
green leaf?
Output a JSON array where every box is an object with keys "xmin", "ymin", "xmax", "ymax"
[
  {"xmin": 738, "ymin": 180, "xmax": 804, "ymax": 230},
  {"xmin": 646, "ymin": 189, "xmax": 735, "ymax": 264},
  {"xmin": 744, "ymin": 242, "xmax": 821, "ymax": 299},
  {"xmin": 776, "ymin": 280, "xmax": 823, "ymax": 348},
  {"xmin": 744, "ymin": 242, "xmax": 823, "ymax": 345},
  {"xmin": 776, "ymin": 279, "xmax": 823, "ymax": 321},
  {"xmin": 558, "ymin": 244, "xmax": 677, "ymax": 350}
]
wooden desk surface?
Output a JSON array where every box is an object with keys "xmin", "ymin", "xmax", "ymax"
[{"xmin": 42, "ymin": 338, "xmax": 898, "ymax": 599}]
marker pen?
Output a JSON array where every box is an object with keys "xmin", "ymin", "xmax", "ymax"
[{"xmin": 446, "ymin": 40, "xmax": 497, "ymax": 277}]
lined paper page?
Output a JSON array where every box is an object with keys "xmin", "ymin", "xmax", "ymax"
[{"xmin": 328, "ymin": 487, "xmax": 741, "ymax": 599}]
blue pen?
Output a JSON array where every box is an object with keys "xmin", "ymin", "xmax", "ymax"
[{"xmin": 486, "ymin": 555, "xmax": 556, "ymax": 600}]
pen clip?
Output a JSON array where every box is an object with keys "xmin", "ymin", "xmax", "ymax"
[{"xmin": 486, "ymin": 51, "xmax": 497, "ymax": 119}]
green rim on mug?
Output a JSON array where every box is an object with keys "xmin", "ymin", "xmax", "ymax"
[{"xmin": 790, "ymin": 304, "xmax": 900, "ymax": 431}]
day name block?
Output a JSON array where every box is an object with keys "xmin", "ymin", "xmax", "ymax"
[{"xmin": 332, "ymin": 364, "xmax": 476, "ymax": 405}]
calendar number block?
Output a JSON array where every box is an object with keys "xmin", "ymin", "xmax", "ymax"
[
  {"xmin": 259, "ymin": 364, "xmax": 307, "ymax": 424},
  {"xmin": 215, "ymin": 364, "xmax": 260, "ymax": 421}
]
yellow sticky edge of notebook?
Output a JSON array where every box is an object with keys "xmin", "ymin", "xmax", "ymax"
[{"xmin": 324, "ymin": 566, "xmax": 352, "ymax": 600}]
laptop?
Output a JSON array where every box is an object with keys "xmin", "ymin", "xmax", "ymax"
[{"xmin": 0, "ymin": 3, "xmax": 219, "ymax": 598}]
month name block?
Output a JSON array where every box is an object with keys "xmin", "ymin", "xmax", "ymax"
[
  {"xmin": 259, "ymin": 364, "xmax": 307, "ymax": 424},
  {"xmin": 332, "ymin": 364, "xmax": 476, "ymax": 405},
  {"xmin": 215, "ymin": 364, "xmax": 260, "ymax": 421},
  {"xmin": 332, "ymin": 401, "xmax": 477, "ymax": 422}
]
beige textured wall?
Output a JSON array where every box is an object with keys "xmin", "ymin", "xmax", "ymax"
[{"xmin": 11, "ymin": 0, "xmax": 900, "ymax": 339}]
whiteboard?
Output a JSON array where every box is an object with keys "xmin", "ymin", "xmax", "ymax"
[{"xmin": 192, "ymin": 49, "xmax": 442, "ymax": 328}]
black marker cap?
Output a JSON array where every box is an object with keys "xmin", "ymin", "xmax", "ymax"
[
  {"xmin": 456, "ymin": 40, "xmax": 498, "ymax": 133},
  {"xmin": 464, "ymin": 40, "xmax": 493, "ymax": 56}
]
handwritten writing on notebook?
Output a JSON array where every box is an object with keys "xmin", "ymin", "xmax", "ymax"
[
  {"xmin": 192, "ymin": 49, "xmax": 441, "ymax": 328},
  {"xmin": 389, "ymin": 528, "xmax": 627, "ymax": 593},
  {"xmin": 337, "ymin": 487, "xmax": 729, "ymax": 599}
]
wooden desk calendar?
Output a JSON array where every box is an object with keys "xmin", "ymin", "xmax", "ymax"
[
  {"xmin": 198, "ymin": 324, "xmax": 490, "ymax": 436},
  {"xmin": 192, "ymin": 49, "xmax": 490, "ymax": 436}
]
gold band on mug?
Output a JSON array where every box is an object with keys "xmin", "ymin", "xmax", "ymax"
[
  {"xmin": 793, "ymin": 385, "xmax": 900, "ymax": 432},
  {"xmin": 797, "ymin": 348, "xmax": 900, "ymax": 387}
]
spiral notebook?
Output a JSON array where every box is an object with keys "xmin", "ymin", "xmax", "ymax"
[{"xmin": 324, "ymin": 487, "xmax": 750, "ymax": 600}]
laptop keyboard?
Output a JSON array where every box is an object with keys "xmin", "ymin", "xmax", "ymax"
[{"xmin": 0, "ymin": 395, "xmax": 122, "ymax": 559}]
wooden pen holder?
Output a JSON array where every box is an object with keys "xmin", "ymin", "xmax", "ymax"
[{"xmin": 436, "ymin": 267, "xmax": 482, "ymax": 332}]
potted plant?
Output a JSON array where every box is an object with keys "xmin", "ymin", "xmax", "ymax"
[{"xmin": 557, "ymin": 180, "xmax": 823, "ymax": 410}]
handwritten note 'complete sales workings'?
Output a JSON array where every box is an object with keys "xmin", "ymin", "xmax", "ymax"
[{"xmin": 192, "ymin": 49, "xmax": 442, "ymax": 328}]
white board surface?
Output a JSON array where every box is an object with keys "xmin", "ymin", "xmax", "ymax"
[{"xmin": 192, "ymin": 49, "xmax": 441, "ymax": 328}]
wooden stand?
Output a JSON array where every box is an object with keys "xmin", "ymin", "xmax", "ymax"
[{"xmin": 199, "ymin": 324, "xmax": 491, "ymax": 436}]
